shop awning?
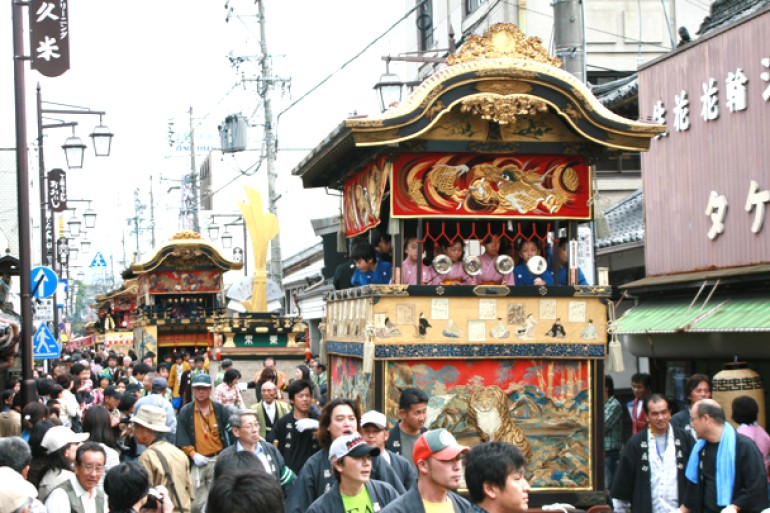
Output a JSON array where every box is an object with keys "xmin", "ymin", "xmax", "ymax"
[{"xmin": 615, "ymin": 295, "xmax": 770, "ymax": 334}]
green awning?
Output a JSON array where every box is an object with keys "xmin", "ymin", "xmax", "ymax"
[{"xmin": 615, "ymin": 295, "xmax": 770, "ymax": 334}]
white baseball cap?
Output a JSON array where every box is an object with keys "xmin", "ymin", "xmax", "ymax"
[
  {"xmin": 41, "ymin": 426, "xmax": 89, "ymax": 454},
  {"xmin": 328, "ymin": 433, "xmax": 380, "ymax": 462},
  {"xmin": 360, "ymin": 410, "xmax": 387, "ymax": 429}
]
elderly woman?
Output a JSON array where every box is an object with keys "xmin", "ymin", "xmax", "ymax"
[
  {"xmin": 37, "ymin": 425, "xmax": 89, "ymax": 501},
  {"xmin": 213, "ymin": 368, "xmax": 246, "ymax": 409}
]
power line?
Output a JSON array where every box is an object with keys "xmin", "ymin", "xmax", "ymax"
[
  {"xmin": 275, "ymin": 0, "xmax": 427, "ymax": 126},
  {"xmin": 501, "ymin": 0, "xmax": 675, "ymax": 52}
]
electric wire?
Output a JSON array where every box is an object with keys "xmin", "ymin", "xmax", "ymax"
[{"xmin": 275, "ymin": 0, "xmax": 427, "ymax": 124}]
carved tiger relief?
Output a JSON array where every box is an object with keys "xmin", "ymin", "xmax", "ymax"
[{"xmin": 466, "ymin": 385, "xmax": 532, "ymax": 458}]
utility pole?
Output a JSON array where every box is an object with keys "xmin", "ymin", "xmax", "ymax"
[
  {"xmin": 553, "ymin": 0, "xmax": 586, "ymax": 83},
  {"xmin": 256, "ymin": 0, "xmax": 283, "ymax": 285},
  {"xmin": 149, "ymin": 175, "xmax": 156, "ymax": 247},
  {"xmin": 133, "ymin": 188, "xmax": 141, "ymax": 258},
  {"xmin": 189, "ymin": 107, "xmax": 200, "ymax": 233}
]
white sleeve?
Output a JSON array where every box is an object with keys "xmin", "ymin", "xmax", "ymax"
[{"xmin": 45, "ymin": 488, "xmax": 72, "ymax": 513}]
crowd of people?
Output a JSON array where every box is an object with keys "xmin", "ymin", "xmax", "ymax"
[
  {"xmin": 604, "ymin": 372, "xmax": 770, "ymax": 513},
  {"xmin": 0, "ymin": 348, "xmax": 531, "ymax": 513}
]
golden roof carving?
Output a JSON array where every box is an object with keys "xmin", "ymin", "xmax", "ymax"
[
  {"xmin": 460, "ymin": 94, "xmax": 548, "ymax": 125},
  {"xmin": 170, "ymin": 230, "xmax": 204, "ymax": 241},
  {"xmin": 447, "ymin": 23, "xmax": 561, "ymax": 67}
]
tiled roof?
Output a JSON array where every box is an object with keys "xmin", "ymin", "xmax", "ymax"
[
  {"xmin": 698, "ymin": 0, "xmax": 770, "ymax": 35},
  {"xmin": 595, "ymin": 189, "xmax": 644, "ymax": 249},
  {"xmin": 594, "ymin": 74, "xmax": 639, "ymax": 110}
]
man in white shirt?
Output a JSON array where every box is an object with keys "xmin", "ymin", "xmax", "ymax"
[{"xmin": 45, "ymin": 442, "xmax": 108, "ymax": 513}]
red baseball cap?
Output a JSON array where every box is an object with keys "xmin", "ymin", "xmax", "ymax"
[{"xmin": 412, "ymin": 429, "xmax": 469, "ymax": 465}]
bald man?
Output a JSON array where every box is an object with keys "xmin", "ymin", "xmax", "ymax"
[
  {"xmin": 251, "ymin": 381, "xmax": 291, "ymax": 440},
  {"xmin": 680, "ymin": 399, "xmax": 769, "ymax": 513}
]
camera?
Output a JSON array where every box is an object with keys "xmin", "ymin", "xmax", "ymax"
[{"xmin": 143, "ymin": 488, "xmax": 163, "ymax": 510}]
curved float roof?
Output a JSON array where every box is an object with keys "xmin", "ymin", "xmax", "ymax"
[
  {"xmin": 293, "ymin": 23, "xmax": 664, "ymax": 189},
  {"xmin": 131, "ymin": 230, "xmax": 243, "ymax": 274}
]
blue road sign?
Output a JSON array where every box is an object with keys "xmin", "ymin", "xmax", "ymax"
[
  {"xmin": 90, "ymin": 252, "xmax": 108, "ymax": 268},
  {"xmin": 33, "ymin": 324, "xmax": 60, "ymax": 360},
  {"xmin": 30, "ymin": 266, "xmax": 59, "ymax": 299}
]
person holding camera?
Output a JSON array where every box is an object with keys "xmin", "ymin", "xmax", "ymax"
[
  {"xmin": 104, "ymin": 462, "xmax": 174, "ymax": 513},
  {"xmin": 134, "ymin": 406, "xmax": 192, "ymax": 513}
]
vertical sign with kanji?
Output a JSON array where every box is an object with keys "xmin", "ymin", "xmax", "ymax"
[
  {"xmin": 29, "ymin": 0, "xmax": 70, "ymax": 77},
  {"xmin": 47, "ymin": 168, "xmax": 67, "ymax": 212}
]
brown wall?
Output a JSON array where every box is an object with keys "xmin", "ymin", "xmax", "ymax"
[{"xmin": 638, "ymin": 9, "xmax": 770, "ymax": 276}]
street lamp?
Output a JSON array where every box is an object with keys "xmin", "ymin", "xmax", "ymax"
[
  {"xmin": 67, "ymin": 215, "xmax": 82, "ymax": 238},
  {"xmin": 61, "ymin": 127, "xmax": 86, "ymax": 169},
  {"xmin": 208, "ymin": 223, "xmax": 220, "ymax": 240},
  {"xmin": 89, "ymin": 117, "xmax": 114, "ymax": 157},
  {"xmin": 221, "ymin": 229, "xmax": 233, "ymax": 248},
  {"xmin": 209, "ymin": 214, "xmax": 248, "ymax": 275},
  {"xmin": 83, "ymin": 206, "xmax": 97, "ymax": 229},
  {"xmin": 373, "ymin": 60, "xmax": 403, "ymax": 113}
]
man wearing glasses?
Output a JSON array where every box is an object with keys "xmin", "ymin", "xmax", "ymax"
[
  {"xmin": 681, "ymin": 398, "xmax": 769, "ymax": 513},
  {"xmin": 219, "ymin": 409, "xmax": 295, "ymax": 490},
  {"xmin": 45, "ymin": 442, "xmax": 108, "ymax": 513}
]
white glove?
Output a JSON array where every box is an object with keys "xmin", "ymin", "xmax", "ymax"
[
  {"xmin": 721, "ymin": 506, "xmax": 738, "ymax": 513},
  {"xmin": 612, "ymin": 499, "xmax": 631, "ymax": 513},
  {"xmin": 192, "ymin": 453, "xmax": 210, "ymax": 466},
  {"xmin": 295, "ymin": 418, "xmax": 319, "ymax": 432}
]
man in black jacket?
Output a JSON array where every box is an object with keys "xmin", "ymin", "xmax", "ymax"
[
  {"xmin": 175, "ymin": 374, "xmax": 231, "ymax": 513},
  {"xmin": 612, "ymin": 394, "xmax": 692, "ymax": 513},
  {"xmin": 362, "ymin": 410, "xmax": 416, "ymax": 490},
  {"xmin": 386, "ymin": 388, "xmax": 428, "ymax": 472},
  {"xmin": 307, "ymin": 433, "xmax": 400, "ymax": 513},
  {"xmin": 381, "ymin": 429, "xmax": 473, "ymax": 513},
  {"xmin": 218, "ymin": 409, "xmax": 295, "ymax": 492},
  {"xmin": 681, "ymin": 399, "xmax": 769, "ymax": 513}
]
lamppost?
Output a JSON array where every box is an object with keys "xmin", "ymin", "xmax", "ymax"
[
  {"xmin": 207, "ymin": 214, "xmax": 249, "ymax": 275},
  {"xmin": 37, "ymin": 85, "xmax": 112, "ymax": 269}
]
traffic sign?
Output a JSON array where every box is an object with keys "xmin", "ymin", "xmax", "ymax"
[
  {"xmin": 33, "ymin": 324, "xmax": 60, "ymax": 360},
  {"xmin": 31, "ymin": 266, "xmax": 58, "ymax": 299},
  {"xmin": 33, "ymin": 298, "xmax": 54, "ymax": 323},
  {"xmin": 90, "ymin": 252, "xmax": 108, "ymax": 268}
]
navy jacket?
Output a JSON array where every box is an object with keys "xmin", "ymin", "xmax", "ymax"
[{"xmin": 307, "ymin": 480, "xmax": 400, "ymax": 513}]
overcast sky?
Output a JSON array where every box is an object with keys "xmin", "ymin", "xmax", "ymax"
[{"xmin": 1, "ymin": 1, "xmax": 409, "ymax": 277}]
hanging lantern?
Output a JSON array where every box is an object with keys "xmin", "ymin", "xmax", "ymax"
[{"xmin": 712, "ymin": 361, "xmax": 766, "ymax": 429}]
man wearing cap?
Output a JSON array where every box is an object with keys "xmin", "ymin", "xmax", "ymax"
[
  {"xmin": 362, "ymin": 410, "xmax": 417, "ymax": 490},
  {"xmin": 134, "ymin": 405, "xmax": 192, "ymax": 513},
  {"xmin": 381, "ymin": 429, "xmax": 474, "ymax": 513},
  {"xmin": 102, "ymin": 385, "xmax": 122, "ymax": 428},
  {"xmin": 214, "ymin": 359, "xmax": 233, "ymax": 388},
  {"xmin": 252, "ymin": 380, "xmax": 291, "ymax": 440},
  {"xmin": 307, "ymin": 433, "xmax": 401, "ymax": 513},
  {"xmin": 219, "ymin": 409, "xmax": 295, "ymax": 491},
  {"xmin": 286, "ymin": 398, "xmax": 405, "ymax": 513},
  {"xmin": 175, "ymin": 373, "xmax": 231, "ymax": 513},
  {"xmin": 135, "ymin": 376, "xmax": 177, "ymax": 444},
  {"xmin": 45, "ymin": 442, "xmax": 108, "ymax": 513},
  {"xmin": 0, "ymin": 466, "xmax": 39, "ymax": 513}
]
